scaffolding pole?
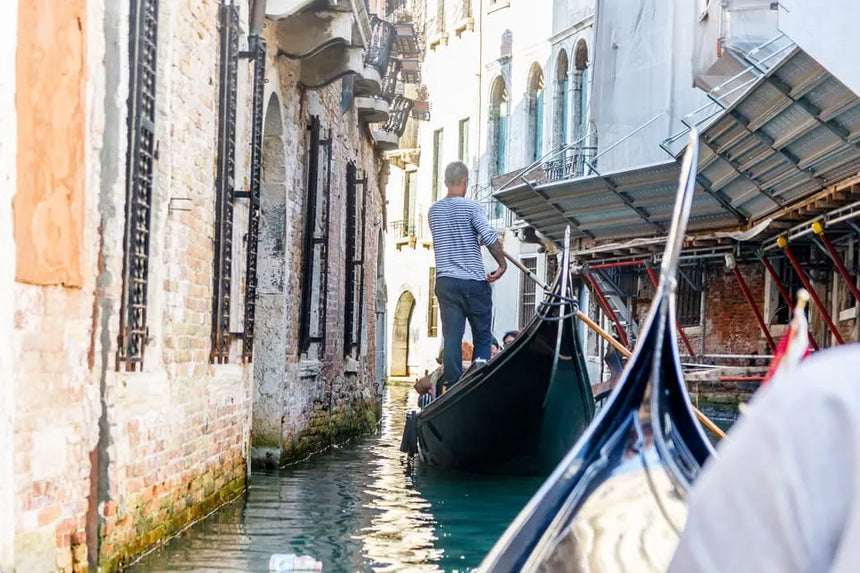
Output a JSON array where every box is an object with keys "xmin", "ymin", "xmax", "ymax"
[
  {"xmin": 778, "ymin": 236, "xmax": 844, "ymax": 345},
  {"xmin": 759, "ymin": 252, "xmax": 819, "ymax": 351}
]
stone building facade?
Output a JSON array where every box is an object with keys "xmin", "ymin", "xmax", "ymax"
[{"xmin": 1, "ymin": 0, "xmax": 396, "ymax": 570}]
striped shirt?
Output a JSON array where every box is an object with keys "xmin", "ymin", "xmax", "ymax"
[{"xmin": 428, "ymin": 196, "xmax": 499, "ymax": 282}]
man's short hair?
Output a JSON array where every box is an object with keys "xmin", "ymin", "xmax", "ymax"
[{"xmin": 444, "ymin": 161, "xmax": 469, "ymax": 187}]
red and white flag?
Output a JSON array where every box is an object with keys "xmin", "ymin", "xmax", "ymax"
[{"xmin": 762, "ymin": 288, "xmax": 812, "ymax": 385}]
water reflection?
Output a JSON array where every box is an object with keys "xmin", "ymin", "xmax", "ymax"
[{"xmin": 129, "ymin": 384, "xmax": 540, "ymax": 572}]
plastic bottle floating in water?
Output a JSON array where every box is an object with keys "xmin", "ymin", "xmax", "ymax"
[{"xmin": 268, "ymin": 554, "xmax": 323, "ymax": 572}]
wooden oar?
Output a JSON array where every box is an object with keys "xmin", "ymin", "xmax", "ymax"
[{"xmin": 503, "ymin": 251, "xmax": 727, "ymax": 440}]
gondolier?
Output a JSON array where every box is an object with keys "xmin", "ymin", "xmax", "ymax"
[{"xmin": 428, "ymin": 161, "xmax": 507, "ymax": 386}]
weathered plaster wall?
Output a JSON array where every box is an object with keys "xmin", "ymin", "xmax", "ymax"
[
  {"xmin": 251, "ymin": 29, "xmax": 385, "ymax": 466},
  {"xmin": 10, "ymin": 0, "xmax": 103, "ymax": 570},
  {"xmin": 0, "ymin": 3, "xmax": 18, "ymax": 569},
  {"xmin": 13, "ymin": 0, "xmax": 87, "ymax": 287}
]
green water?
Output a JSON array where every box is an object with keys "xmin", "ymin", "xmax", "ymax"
[{"xmin": 128, "ymin": 384, "xmax": 543, "ymax": 572}]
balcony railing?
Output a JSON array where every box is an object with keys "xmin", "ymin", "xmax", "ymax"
[
  {"xmin": 473, "ymin": 184, "xmax": 509, "ymax": 228},
  {"xmin": 380, "ymin": 58, "xmax": 401, "ymax": 102},
  {"xmin": 365, "ymin": 16, "xmax": 396, "ymax": 77},
  {"xmin": 382, "ymin": 95, "xmax": 414, "ymax": 138},
  {"xmin": 542, "ymin": 147, "xmax": 597, "ymax": 181},
  {"xmin": 390, "ymin": 214, "xmax": 426, "ymax": 240}
]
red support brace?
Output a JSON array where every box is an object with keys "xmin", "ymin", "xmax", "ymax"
[
  {"xmin": 760, "ymin": 253, "xmax": 819, "ymax": 351},
  {"xmin": 588, "ymin": 259, "xmax": 647, "ymax": 270},
  {"xmin": 586, "ymin": 272, "xmax": 630, "ymax": 349},
  {"xmin": 778, "ymin": 236, "xmax": 844, "ymax": 345},
  {"xmin": 813, "ymin": 221, "xmax": 860, "ymax": 304},
  {"xmin": 728, "ymin": 263, "xmax": 777, "ymax": 352},
  {"xmin": 645, "ymin": 265, "xmax": 698, "ymax": 358}
]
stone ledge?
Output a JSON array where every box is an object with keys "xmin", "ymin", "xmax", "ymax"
[
  {"xmin": 298, "ymin": 359, "xmax": 322, "ymax": 378},
  {"xmin": 343, "ymin": 357, "xmax": 360, "ymax": 374}
]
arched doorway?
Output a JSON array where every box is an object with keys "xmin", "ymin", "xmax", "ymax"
[{"xmin": 391, "ymin": 291, "xmax": 416, "ymax": 377}]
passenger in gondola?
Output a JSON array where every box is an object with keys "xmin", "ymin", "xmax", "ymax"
[
  {"xmin": 428, "ymin": 161, "xmax": 507, "ymax": 387},
  {"xmin": 669, "ymin": 344, "xmax": 860, "ymax": 572},
  {"xmin": 491, "ymin": 337, "xmax": 501, "ymax": 358},
  {"xmin": 502, "ymin": 330, "xmax": 520, "ymax": 347}
]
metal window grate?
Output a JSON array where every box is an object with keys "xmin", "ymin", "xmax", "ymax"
[
  {"xmin": 242, "ymin": 41, "xmax": 267, "ymax": 362},
  {"xmin": 344, "ymin": 163, "xmax": 367, "ymax": 355},
  {"xmin": 211, "ymin": 3, "xmax": 239, "ymax": 363},
  {"xmin": 118, "ymin": 0, "xmax": 160, "ymax": 371},
  {"xmin": 300, "ymin": 116, "xmax": 333, "ymax": 354},
  {"xmin": 427, "ymin": 268, "xmax": 439, "ymax": 337},
  {"xmin": 677, "ymin": 264, "xmax": 704, "ymax": 328},
  {"xmin": 519, "ymin": 257, "xmax": 538, "ymax": 329}
]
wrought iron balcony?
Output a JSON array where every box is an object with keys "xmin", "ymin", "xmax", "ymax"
[
  {"xmin": 542, "ymin": 147, "xmax": 597, "ymax": 181},
  {"xmin": 372, "ymin": 96, "xmax": 413, "ymax": 150},
  {"xmin": 400, "ymin": 57, "xmax": 421, "ymax": 84},
  {"xmin": 383, "ymin": 95, "xmax": 413, "ymax": 137},
  {"xmin": 390, "ymin": 214, "xmax": 426, "ymax": 242},
  {"xmin": 364, "ymin": 16, "xmax": 396, "ymax": 77},
  {"xmin": 380, "ymin": 58, "xmax": 401, "ymax": 102}
]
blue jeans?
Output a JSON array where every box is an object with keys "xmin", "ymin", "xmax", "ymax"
[{"xmin": 435, "ymin": 277, "xmax": 493, "ymax": 385}]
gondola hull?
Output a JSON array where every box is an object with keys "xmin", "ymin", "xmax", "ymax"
[{"xmin": 416, "ymin": 311, "xmax": 595, "ymax": 476}]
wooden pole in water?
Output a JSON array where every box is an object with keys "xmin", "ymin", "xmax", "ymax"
[{"xmin": 503, "ymin": 250, "xmax": 727, "ymax": 440}]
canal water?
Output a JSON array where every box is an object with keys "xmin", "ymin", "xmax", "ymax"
[{"xmin": 129, "ymin": 384, "xmax": 543, "ymax": 572}]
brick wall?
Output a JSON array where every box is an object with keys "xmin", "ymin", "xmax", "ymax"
[
  {"xmin": 6, "ymin": 1, "xmax": 388, "ymax": 569},
  {"xmin": 633, "ymin": 262, "xmax": 772, "ymax": 359},
  {"xmin": 254, "ymin": 39, "xmax": 385, "ymax": 466}
]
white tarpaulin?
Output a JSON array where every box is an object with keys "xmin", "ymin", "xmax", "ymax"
[
  {"xmin": 590, "ymin": 0, "xmax": 710, "ymax": 173},
  {"xmin": 779, "ymin": 0, "xmax": 860, "ymax": 97}
]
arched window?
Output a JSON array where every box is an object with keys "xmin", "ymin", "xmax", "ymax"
[
  {"xmin": 489, "ymin": 76, "xmax": 508, "ymax": 176},
  {"xmin": 554, "ymin": 50, "xmax": 569, "ymax": 150},
  {"xmin": 527, "ymin": 64, "xmax": 545, "ymax": 163}
]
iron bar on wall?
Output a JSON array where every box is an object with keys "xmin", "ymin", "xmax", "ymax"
[
  {"xmin": 242, "ymin": 40, "xmax": 267, "ymax": 362},
  {"xmin": 344, "ymin": 165, "xmax": 368, "ymax": 356},
  {"xmin": 211, "ymin": 3, "xmax": 240, "ymax": 363},
  {"xmin": 118, "ymin": 0, "xmax": 160, "ymax": 371},
  {"xmin": 344, "ymin": 163, "xmax": 358, "ymax": 355},
  {"xmin": 299, "ymin": 117, "xmax": 332, "ymax": 354}
]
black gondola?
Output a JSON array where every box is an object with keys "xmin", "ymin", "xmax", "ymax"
[
  {"xmin": 413, "ymin": 229, "xmax": 596, "ymax": 476},
  {"xmin": 481, "ymin": 130, "xmax": 716, "ymax": 571}
]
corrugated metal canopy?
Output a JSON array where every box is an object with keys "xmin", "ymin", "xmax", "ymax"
[
  {"xmin": 497, "ymin": 46, "xmax": 860, "ymax": 246},
  {"xmin": 496, "ymin": 161, "xmax": 740, "ymax": 244}
]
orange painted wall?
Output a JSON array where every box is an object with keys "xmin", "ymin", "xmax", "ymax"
[{"xmin": 14, "ymin": 0, "xmax": 87, "ymax": 286}]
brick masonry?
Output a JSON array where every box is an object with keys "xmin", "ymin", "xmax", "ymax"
[
  {"xmin": 249, "ymin": 27, "xmax": 385, "ymax": 468},
  {"xmin": 632, "ymin": 261, "xmax": 859, "ymax": 361},
  {"xmin": 3, "ymin": 1, "xmax": 387, "ymax": 571}
]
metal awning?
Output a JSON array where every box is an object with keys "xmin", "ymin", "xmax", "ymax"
[
  {"xmin": 495, "ymin": 161, "xmax": 739, "ymax": 243},
  {"xmin": 497, "ymin": 45, "xmax": 860, "ymax": 246}
]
